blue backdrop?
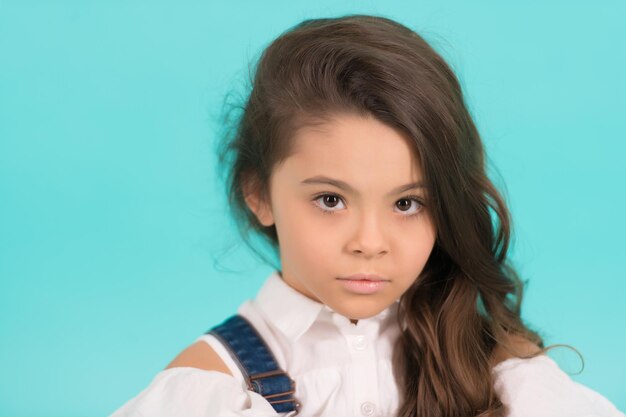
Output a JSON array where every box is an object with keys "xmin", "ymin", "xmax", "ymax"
[{"xmin": 1, "ymin": 1, "xmax": 624, "ymax": 416}]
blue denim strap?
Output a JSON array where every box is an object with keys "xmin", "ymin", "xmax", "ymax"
[{"xmin": 207, "ymin": 315, "xmax": 300, "ymax": 414}]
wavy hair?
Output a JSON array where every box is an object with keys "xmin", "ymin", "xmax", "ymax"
[{"xmin": 216, "ymin": 14, "xmax": 561, "ymax": 417}]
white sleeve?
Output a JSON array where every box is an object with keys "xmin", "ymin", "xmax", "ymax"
[
  {"xmin": 493, "ymin": 355, "xmax": 625, "ymax": 417},
  {"xmin": 108, "ymin": 367, "xmax": 281, "ymax": 417}
]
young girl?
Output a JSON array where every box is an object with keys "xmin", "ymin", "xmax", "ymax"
[{"xmin": 109, "ymin": 14, "xmax": 624, "ymax": 417}]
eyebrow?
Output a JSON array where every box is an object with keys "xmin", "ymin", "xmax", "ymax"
[{"xmin": 301, "ymin": 175, "xmax": 427, "ymax": 196}]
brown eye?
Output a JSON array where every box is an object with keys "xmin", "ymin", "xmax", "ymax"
[
  {"xmin": 312, "ymin": 194, "xmax": 346, "ymax": 214},
  {"xmin": 396, "ymin": 198, "xmax": 412, "ymax": 211},
  {"xmin": 394, "ymin": 196, "xmax": 424, "ymax": 217},
  {"xmin": 322, "ymin": 195, "xmax": 340, "ymax": 208}
]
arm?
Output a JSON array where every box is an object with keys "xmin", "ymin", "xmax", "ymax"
[{"xmin": 108, "ymin": 342, "xmax": 280, "ymax": 417}]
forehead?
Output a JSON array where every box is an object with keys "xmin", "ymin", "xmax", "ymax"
[{"xmin": 284, "ymin": 113, "xmax": 423, "ymax": 181}]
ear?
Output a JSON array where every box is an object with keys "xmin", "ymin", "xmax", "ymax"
[{"xmin": 243, "ymin": 177, "xmax": 275, "ymax": 227}]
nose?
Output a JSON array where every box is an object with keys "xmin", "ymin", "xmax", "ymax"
[{"xmin": 346, "ymin": 210, "xmax": 389, "ymax": 258}]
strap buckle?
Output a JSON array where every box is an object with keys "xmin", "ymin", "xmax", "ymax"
[{"xmin": 248, "ymin": 369, "xmax": 300, "ymax": 413}]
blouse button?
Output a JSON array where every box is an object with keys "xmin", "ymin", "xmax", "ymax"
[
  {"xmin": 360, "ymin": 401, "xmax": 377, "ymax": 416},
  {"xmin": 352, "ymin": 335, "xmax": 367, "ymax": 351}
]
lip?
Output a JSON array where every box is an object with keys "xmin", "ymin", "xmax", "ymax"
[
  {"xmin": 337, "ymin": 274, "xmax": 390, "ymax": 294},
  {"xmin": 339, "ymin": 273, "xmax": 388, "ymax": 281}
]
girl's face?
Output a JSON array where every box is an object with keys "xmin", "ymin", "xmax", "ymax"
[{"xmin": 246, "ymin": 113, "xmax": 436, "ymax": 321}]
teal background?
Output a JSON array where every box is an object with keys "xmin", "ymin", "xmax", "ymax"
[{"xmin": 1, "ymin": 1, "xmax": 624, "ymax": 416}]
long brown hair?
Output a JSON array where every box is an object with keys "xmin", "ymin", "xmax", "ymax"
[{"xmin": 216, "ymin": 14, "xmax": 557, "ymax": 417}]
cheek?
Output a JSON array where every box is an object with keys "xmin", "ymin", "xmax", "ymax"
[
  {"xmin": 399, "ymin": 219, "xmax": 436, "ymax": 266},
  {"xmin": 277, "ymin": 204, "xmax": 335, "ymax": 262}
]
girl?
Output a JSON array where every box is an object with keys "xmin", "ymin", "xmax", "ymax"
[{"xmin": 109, "ymin": 14, "xmax": 624, "ymax": 417}]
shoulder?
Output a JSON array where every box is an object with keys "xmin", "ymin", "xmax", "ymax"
[
  {"xmin": 165, "ymin": 307, "xmax": 273, "ymax": 381},
  {"xmin": 493, "ymin": 355, "xmax": 624, "ymax": 417},
  {"xmin": 165, "ymin": 340, "xmax": 232, "ymax": 375}
]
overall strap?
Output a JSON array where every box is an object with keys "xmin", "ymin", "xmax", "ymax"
[{"xmin": 207, "ymin": 314, "xmax": 300, "ymax": 414}]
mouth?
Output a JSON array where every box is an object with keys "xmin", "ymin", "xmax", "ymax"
[
  {"xmin": 337, "ymin": 273, "xmax": 390, "ymax": 282},
  {"xmin": 336, "ymin": 274, "xmax": 390, "ymax": 294}
]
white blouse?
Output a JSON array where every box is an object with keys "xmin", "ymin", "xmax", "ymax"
[{"xmin": 109, "ymin": 270, "xmax": 624, "ymax": 417}]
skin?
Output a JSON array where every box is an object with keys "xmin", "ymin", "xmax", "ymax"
[{"xmin": 244, "ymin": 112, "xmax": 437, "ymax": 323}]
